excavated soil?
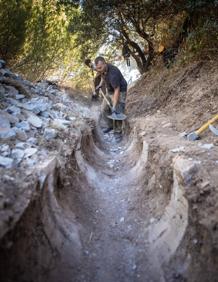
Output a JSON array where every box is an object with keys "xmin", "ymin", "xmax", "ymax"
[
  {"xmin": 127, "ymin": 60, "xmax": 218, "ymax": 133},
  {"xmin": 1, "ymin": 60, "xmax": 218, "ymax": 282}
]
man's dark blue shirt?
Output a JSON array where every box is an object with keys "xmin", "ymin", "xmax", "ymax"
[{"xmin": 103, "ymin": 64, "xmax": 127, "ymax": 93}]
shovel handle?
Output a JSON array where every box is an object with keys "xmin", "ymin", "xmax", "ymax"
[
  {"xmin": 99, "ymin": 88, "xmax": 112, "ymax": 109},
  {"xmin": 196, "ymin": 114, "xmax": 218, "ymax": 135}
]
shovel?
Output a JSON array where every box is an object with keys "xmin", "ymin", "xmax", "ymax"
[
  {"xmin": 186, "ymin": 114, "xmax": 218, "ymax": 141},
  {"xmin": 209, "ymin": 124, "xmax": 218, "ymax": 136},
  {"xmin": 98, "ymin": 88, "xmax": 127, "ymax": 121},
  {"xmin": 107, "ymin": 112, "xmax": 127, "ymax": 121}
]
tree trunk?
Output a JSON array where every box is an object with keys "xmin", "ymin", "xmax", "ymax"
[
  {"xmin": 133, "ymin": 27, "xmax": 155, "ymax": 70},
  {"xmin": 121, "ymin": 29, "xmax": 148, "ymax": 74}
]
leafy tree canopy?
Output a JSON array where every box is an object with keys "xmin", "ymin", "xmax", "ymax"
[{"xmin": 0, "ymin": 0, "xmax": 217, "ymax": 89}]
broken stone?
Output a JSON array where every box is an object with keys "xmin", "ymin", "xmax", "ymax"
[
  {"xmin": 0, "ymin": 156, "xmax": 13, "ymax": 168},
  {"xmin": 26, "ymin": 158, "xmax": 37, "ymax": 166},
  {"xmin": 36, "ymin": 81, "xmax": 49, "ymax": 89},
  {"xmin": 15, "ymin": 142, "xmax": 27, "ymax": 149},
  {"xmin": 0, "ymin": 68, "xmax": 14, "ymax": 77},
  {"xmin": 0, "ymin": 144, "xmax": 10, "ymax": 152},
  {"xmin": 0, "ymin": 85, "xmax": 6, "ymax": 95},
  {"xmin": 15, "ymin": 94, "xmax": 25, "ymax": 100},
  {"xmin": 0, "ymin": 59, "xmax": 6, "ymax": 68},
  {"xmin": 20, "ymin": 97, "xmax": 51, "ymax": 114},
  {"xmin": 0, "ymin": 114, "xmax": 11, "ymax": 129},
  {"xmin": 0, "ymin": 110, "xmax": 19, "ymax": 124},
  {"xmin": 0, "ymin": 68, "xmax": 6, "ymax": 76},
  {"xmin": 21, "ymin": 102, "xmax": 35, "ymax": 112},
  {"xmin": 174, "ymin": 156, "xmax": 198, "ymax": 185},
  {"xmin": 199, "ymin": 181, "xmax": 210, "ymax": 189},
  {"xmin": 27, "ymin": 137, "xmax": 38, "ymax": 145},
  {"xmin": 5, "ymin": 87, "xmax": 19, "ymax": 97},
  {"xmin": 40, "ymin": 116, "xmax": 50, "ymax": 127},
  {"xmin": 7, "ymin": 105, "xmax": 21, "ymax": 115},
  {"xmin": 43, "ymin": 128, "xmax": 57, "ymax": 140},
  {"xmin": 199, "ymin": 143, "xmax": 214, "ymax": 150},
  {"xmin": 24, "ymin": 148, "xmax": 37, "ymax": 158},
  {"xmin": 15, "ymin": 113, "xmax": 25, "ymax": 121},
  {"xmin": 15, "ymin": 121, "xmax": 30, "ymax": 131},
  {"xmin": 2, "ymin": 68, "xmax": 15, "ymax": 78},
  {"xmin": 11, "ymin": 149, "xmax": 25, "ymax": 164},
  {"xmin": 22, "ymin": 79, "xmax": 33, "ymax": 87},
  {"xmin": 25, "ymin": 112, "xmax": 43, "ymax": 128},
  {"xmin": 68, "ymin": 116, "xmax": 76, "ymax": 122},
  {"xmin": 139, "ymin": 131, "xmax": 146, "ymax": 137},
  {"xmin": 0, "ymin": 128, "xmax": 16, "ymax": 139},
  {"xmin": 40, "ymin": 111, "xmax": 50, "ymax": 118},
  {"xmin": 33, "ymin": 87, "xmax": 43, "ymax": 95},
  {"xmin": 171, "ymin": 146, "xmax": 185, "ymax": 153},
  {"xmin": 49, "ymin": 110, "xmax": 61, "ymax": 119},
  {"xmin": 32, "ymin": 97, "xmax": 51, "ymax": 114},
  {"xmin": 0, "ymin": 144, "xmax": 10, "ymax": 157},
  {"xmin": 1, "ymin": 152, "xmax": 10, "ymax": 157},
  {"xmin": 53, "ymin": 102, "xmax": 67, "ymax": 111},
  {"xmin": 27, "ymin": 115, "xmax": 43, "ymax": 128},
  {"xmin": 15, "ymin": 129, "xmax": 28, "ymax": 141}
]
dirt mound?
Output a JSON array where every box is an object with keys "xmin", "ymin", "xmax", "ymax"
[{"xmin": 127, "ymin": 60, "xmax": 218, "ymax": 137}]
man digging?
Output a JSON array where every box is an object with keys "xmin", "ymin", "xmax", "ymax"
[{"xmin": 94, "ymin": 56, "xmax": 127, "ymax": 135}]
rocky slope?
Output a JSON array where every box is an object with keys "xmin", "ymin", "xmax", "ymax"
[{"xmin": 0, "ymin": 59, "xmax": 94, "ymax": 239}]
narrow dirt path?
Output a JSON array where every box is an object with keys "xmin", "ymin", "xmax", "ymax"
[{"xmin": 73, "ymin": 129, "xmax": 165, "ymax": 282}]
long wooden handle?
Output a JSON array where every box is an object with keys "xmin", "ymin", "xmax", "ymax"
[
  {"xmin": 99, "ymin": 89, "xmax": 112, "ymax": 109},
  {"xmin": 196, "ymin": 114, "xmax": 218, "ymax": 134}
]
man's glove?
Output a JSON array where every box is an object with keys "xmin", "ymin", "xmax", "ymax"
[{"xmin": 111, "ymin": 106, "xmax": 118, "ymax": 114}]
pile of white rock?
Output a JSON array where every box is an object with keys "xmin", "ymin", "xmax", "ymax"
[{"xmin": 0, "ymin": 59, "xmax": 91, "ymax": 169}]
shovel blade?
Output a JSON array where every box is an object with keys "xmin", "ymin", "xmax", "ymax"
[
  {"xmin": 209, "ymin": 124, "xmax": 218, "ymax": 136},
  {"xmin": 107, "ymin": 112, "xmax": 127, "ymax": 121}
]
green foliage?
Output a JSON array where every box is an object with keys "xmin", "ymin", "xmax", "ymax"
[
  {"xmin": 68, "ymin": 5, "xmax": 106, "ymax": 60},
  {"xmin": 14, "ymin": 0, "xmax": 74, "ymax": 80},
  {"xmin": 0, "ymin": 0, "xmax": 32, "ymax": 61},
  {"xmin": 180, "ymin": 18, "xmax": 218, "ymax": 62},
  {"xmin": 156, "ymin": 12, "xmax": 187, "ymax": 48},
  {"xmin": 184, "ymin": 0, "xmax": 218, "ymax": 12},
  {"xmin": 0, "ymin": 0, "xmax": 93, "ymax": 86},
  {"xmin": 0, "ymin": 0, "xmax": 217, "ymax": 88},
  {"xmin": 66, "ymin": 0, "xmax": 160, "ymax": 73}
]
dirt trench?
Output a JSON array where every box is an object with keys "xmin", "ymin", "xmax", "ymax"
[{"xmin": 0, "ymin": 123, "xmax": 190, "ymax": 282}]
